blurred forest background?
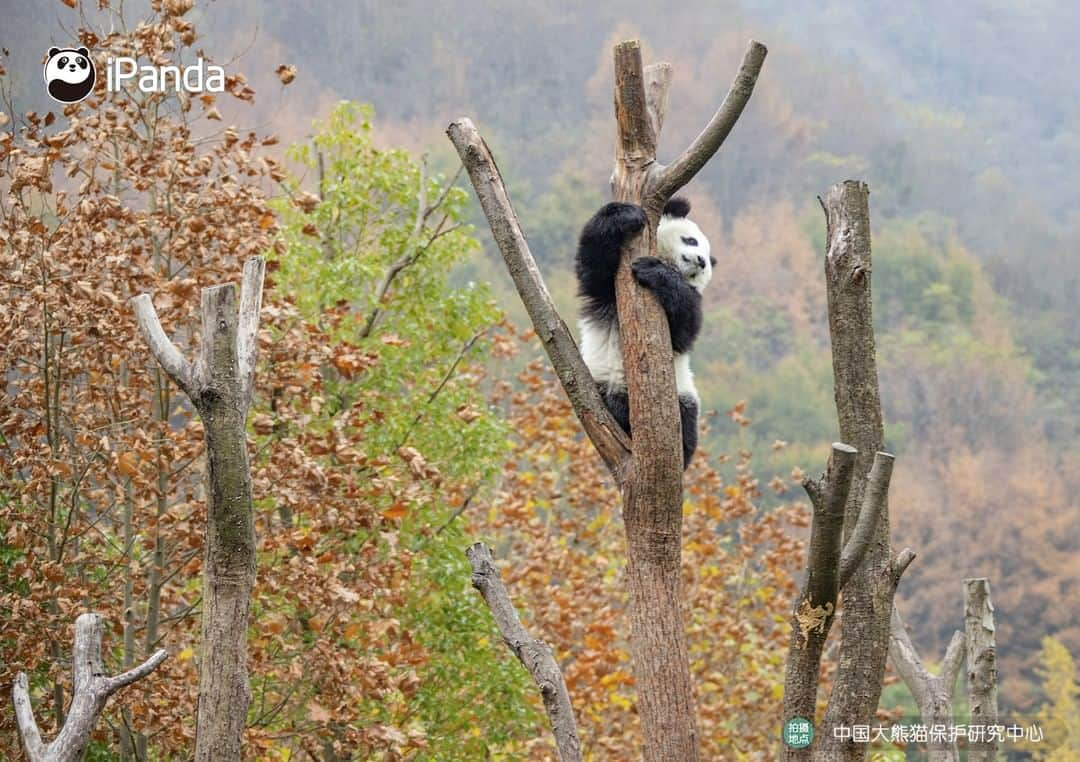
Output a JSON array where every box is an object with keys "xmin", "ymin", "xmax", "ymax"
[{"xmin": 1, "ymin": 0, "xmax": 1077, "ymax": 758}]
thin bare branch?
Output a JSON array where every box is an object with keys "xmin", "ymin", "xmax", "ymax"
[
  {"xmin": 12, "ymin": 674, "xmax": 45, "ymax": 761},
  {"xmin": 649, "ymin": 40, "xmax": 767, "ymax": 203},
  {"xmin": 237, "ymin": 256, "xmax": 266, "ymax": 408},
  {"xmin": 105, "ymin": 649, "xmax": 169, "ymax": 695},
  {"xmin": 446, "ymin": 117, "xmax": 631, "ymax": 475},
  {"xmin": 130, "ymin": 294, "xmax": 193, "ymax": 395},
  {"xmin": 838, "ymin": 451, "xmax": 895, "ymax": 588},
  {"xmin": 466, "ymin": 543, "xmax": 582, "ymax": 762}
]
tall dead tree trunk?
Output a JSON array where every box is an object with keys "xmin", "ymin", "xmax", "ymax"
[
  {"xmin": 131, "ymin": 257, "xmax": 265, "ymax": 761},
  {"xmin": 807, "ymin": 181, "xmax": 915, "ymax": 758},
  {"xmin": 12, "ymin": 613, "xmax": 167, "ymax": 762},
  {"xmin": 449, "ymin": 38, "xmax": 766, "ymax": 761},
  {"xmin": 964, "ymin": 577, "xmax": 999, "ymax": 761}
]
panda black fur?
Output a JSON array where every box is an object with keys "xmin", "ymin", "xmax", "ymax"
[
  {"xmin": 575, "ymin": 197, "xmax": 714, "ymax": 468},
  {"xmin": 43, "ymin": 47, "xmax": 95, "ymax": 104}
]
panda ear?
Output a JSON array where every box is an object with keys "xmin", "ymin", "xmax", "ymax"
[
  {"xmin": 710, "ymin": 256, "xmax": 717, "ymax": 267},
  {"xmin": 76, "ymin": 47, "xmax": 90, "ymax": 57},
  {"xmin": 49, "ymin": 47, "xmax": 61, "ymax": 58}
]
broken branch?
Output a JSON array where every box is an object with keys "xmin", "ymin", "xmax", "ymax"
[{"xmin": 466, "ymin": 543, "xmax": 582, "ymax": 762}]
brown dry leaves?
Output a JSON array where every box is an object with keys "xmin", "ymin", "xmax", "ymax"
[{"xmin": 470, "ymin": 343, "xmax": 810, "ymax": 758}]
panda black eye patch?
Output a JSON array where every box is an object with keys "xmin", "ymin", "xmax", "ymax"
[
  {"xmin": 681, "ymin": 236, "xmax": 698, "ymax": 246},
  {"xmin": 59, "ymin": 56, "xmax": 69, "ymax": 67},
  {"xmin": 77, "ymin": 57, "xmax": 88, "ymax": 68}
]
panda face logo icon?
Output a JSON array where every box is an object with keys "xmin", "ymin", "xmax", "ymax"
[{"xmin": 43, "ymin": 47, "xmax": 96, "ymax": 104}]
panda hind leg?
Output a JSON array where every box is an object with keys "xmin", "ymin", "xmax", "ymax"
[
  {"xmin": 679, "ymin": 394, "xmax": 699, "ymax": 470},
  {"xmin": 599, "ymin": 386, "xmax": 631, "ymax": 438}
]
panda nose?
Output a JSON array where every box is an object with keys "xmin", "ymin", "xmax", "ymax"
[{"xmin": 697, "ymin": 255, "xmax": 705, "ymax": 269}]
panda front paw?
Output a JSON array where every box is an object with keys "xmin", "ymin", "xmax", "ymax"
[
  {"xmin": 596, "ymin": 202, "xmax": 648, "ymax": 237},
  {"xmin": 631, "ymin": 256, "xmax": 673, "ymax": 290}
]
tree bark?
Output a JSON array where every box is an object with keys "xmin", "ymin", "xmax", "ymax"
[
  {"xmin": 814, "ymin": 181, "xmax": 914, "ymax": 759},
  {"xmin": 781, "ymin": 446, "xmax": 895, "ymax": 760},
  {"xmin": 131, "ymin": 257, "xmax": 264, "ymax": 761},
  {"xmin": 466, "ymin": 543, "xmax": 582, "ymax": 762},
  {"xmin": 450, "ymin": 39, "xmax": 766, "ymax": 761},
  {"xmin": 12, "ymin": 613, "xmax": 167, "ymax": 762},
  {"xmin": 963, "ymin": 578, "xmax": 999, "ymax": 761}
]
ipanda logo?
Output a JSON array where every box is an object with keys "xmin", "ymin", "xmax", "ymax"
[{"xmin": 44, "ymin": 46, "xmax": 225, "ymax": 104}]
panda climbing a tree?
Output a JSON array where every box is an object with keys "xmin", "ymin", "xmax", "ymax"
[{"xmin": 575, "ymin": 197, "xmax": 714, "ymax": 469}]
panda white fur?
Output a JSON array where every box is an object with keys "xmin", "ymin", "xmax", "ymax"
[
  {"xmin": 575, "ymin": 197, "xmax": 713, "ymax": 468},
  {"xmin": 43, "ymin": 47, "xmax": 96, "ymax": 104}
]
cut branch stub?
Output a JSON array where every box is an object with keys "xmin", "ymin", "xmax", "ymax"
[
  {"xmin": 12, "ymin": 613, "xmax": 167, "ymax": 762},
  {"xmin": 781, "ymin": 442, "xmax": 856, "ymax": 761},
  {"xmin": 838, "ymin": 451, "xmax": 895, "ymax": 588},
  {"xmin": 466, "ymin": 543, "xmax": 582, "ymax": 762}
]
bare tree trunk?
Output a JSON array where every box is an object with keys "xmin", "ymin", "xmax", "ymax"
[
  {"xmin": 12, "ymin": 613, "xmax": 167, "ymax": 762},
  {"xmin": 450, "ymin": 39, "xmax": 765, "ymax": 760},
  {"xmin": 131, "ymin": 257, "xmax": 265, "ymax": 761},
  {"xmin": 964, "ymin": 578, "xmax": 999, "ymax": 761},
  {"xmin": 888, "ymin": 607, "xmax": 966, "ymax": 761},
  {"xmin": 814, "ymin": 181, "xmax": 914, "ymax": 759}
]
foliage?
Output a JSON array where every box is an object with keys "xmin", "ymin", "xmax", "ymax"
[
  {"xmin": 0, "ymin": 4, "xmax": 534, "ymax": 757},
  {"xmin": 469, "ymin": 344, "xmax": 809, "ymax": 759},
  {"xmin": 0, "ymin": 3, "xmax": 276, "ymax": 757},
  {"xmin": 253, "ymin": 100, "xmax": 540, "ymax": 758},
  {"xmin": 1030, "ymin": 637, "xmax": 1080, "ymax": 760}
]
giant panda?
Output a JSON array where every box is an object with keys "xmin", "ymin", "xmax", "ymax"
[
  {"xmin": 43, "ymin": 47, "xmax": 96, "ymax": 105},
  {"xmin": 575, "ymin": 197, "xmax": 713, "ymax": 468}
]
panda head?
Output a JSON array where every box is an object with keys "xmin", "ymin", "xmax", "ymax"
[
  {"xmin": 44, "ymin": 47, "xmax": 96, "ymax": 104},
  {"xmin": 657, "ymin": 197, "xmax": 714, "ymax": 293}
]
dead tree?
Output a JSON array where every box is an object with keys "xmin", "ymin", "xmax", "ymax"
[
  {"xmin": 781, "ymin": 444, "xmax": 895, "ymax": 761},
  {"xmin": 12, "ymin": 613, "xmax": 167, "ymax": 762},
  {"xmin": 888, "ymin": 607, "xmax": 966, "ymax": 761},
  {"xmin": 964, "ymin": 578, "xmax": 999, "ymax": 761},
  {"xmin": 775, "ymin": 181, "xmax": 918, "ymax": 758},
  {"xmin": 449, "ymin": 39, "xmax": 766, "ymax": 760},
  {"xmin": 131, "ymin": 257, "xmax": 265, "ymax": 762},
  {"xmin": 466, "ymin": 544, "xmax": 581, "ymax": 762}
]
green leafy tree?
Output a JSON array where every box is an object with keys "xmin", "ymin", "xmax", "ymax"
[{"xmin": 265, "ymin": 101, "xmax": 540, "ymax": 758}]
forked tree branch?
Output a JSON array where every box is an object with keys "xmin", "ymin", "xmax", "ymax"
[
  {"xmin": 446, "ymin": 118, "xmax": 632, "ymax": 475},
  {"xmin": 838, "ymin": 451, "xmax": 895, "ymax": 588},
  {"xmin": 131, "ymin": 256, "xmax": 265, "ymax": 413},
  {"xmin": 649, "ymin": 40, "xmax": 767, "ymax": 204},
  {"xmin": 130, "ymin": 295, "xmax": 194, "ymax": 395},
  {"xmin": 466, "ymin": 543, "xmax": 582, "ymax": 762},
  {"xmin": 889, "ymin": 606, "xmax": 966, "ymax": 761},
  {"xmin": 12, "ymin": 613, "xmax": 168, "ymax": 762}
]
